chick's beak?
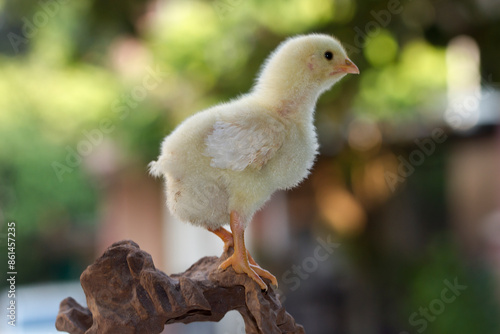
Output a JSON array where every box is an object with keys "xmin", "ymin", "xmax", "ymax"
[{"xmin": 334, "ymin": 58, "xmax": 360, "ymax": 75}]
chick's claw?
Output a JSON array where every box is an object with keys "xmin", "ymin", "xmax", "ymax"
[
  {"xmin": 250, "ymin": 264, "xmax": 278, "ymax": 288},
  {"xmin": 219, "ymin": 254, "xmax": 268, "ymax": 291},
  {"xmin": 246, "ymin": 252, "xmax": 278, "ymax": 287}
]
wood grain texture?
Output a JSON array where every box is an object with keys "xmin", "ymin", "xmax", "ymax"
[{"xmin": 56, "ymin": 240, "xmax": 305, "ymax": 334}]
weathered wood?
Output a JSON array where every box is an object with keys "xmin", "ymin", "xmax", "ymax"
[{"xmin": 56, "ymin": 240, "xmax": 305, "ymax": 334}]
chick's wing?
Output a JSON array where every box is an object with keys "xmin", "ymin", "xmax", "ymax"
[{"xmin": 204, "ymin": 116, "xmax": 285, "ymax": 171}]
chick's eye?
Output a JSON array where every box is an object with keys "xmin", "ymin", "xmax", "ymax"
[{"xmin": 324, "ymin": 51, "xmax": 333, "ymax": 60}]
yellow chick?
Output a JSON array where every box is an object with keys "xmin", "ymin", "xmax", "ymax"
[{"xmin": 150, "ymin": 34, "xmax": 359, "ymax": 290}]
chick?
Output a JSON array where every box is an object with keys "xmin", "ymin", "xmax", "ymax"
[{"xmin": 150, "ymin": 34, "xmax": 359, "ymax": 290}]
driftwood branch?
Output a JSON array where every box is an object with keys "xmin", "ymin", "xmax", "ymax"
[{"xmin": 55, "ymin": 240, "xmax": 305, "ymax": 334}]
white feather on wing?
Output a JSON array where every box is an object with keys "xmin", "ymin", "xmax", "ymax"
[{"xmin": 204, "ymin": 117, "xmax": 285, "ymax": 171}]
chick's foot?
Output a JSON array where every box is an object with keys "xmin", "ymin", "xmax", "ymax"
[
  {"xmin": 246, "ymin": 252, "xmax": 278, "ymax": 287},
  {"xmin": 220, "ymin": 210, "xmax": 278, "ymax": 290},
  {"xmin": 219, "ymin": 252, "xmax": 269, "ymax": 291},
  {"xmin": 250, "ymin": 263, "xmax": 278, "ymax": 288}
]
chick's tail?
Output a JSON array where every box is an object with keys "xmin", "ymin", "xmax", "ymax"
[{"xmin": 148, "ymin": 160, "xmax": 163, "ymax": 178}]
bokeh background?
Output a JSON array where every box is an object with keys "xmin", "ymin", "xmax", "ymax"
[{"xmin": 1, "ymin": 0, "xmax": 500, "ymax": 333}]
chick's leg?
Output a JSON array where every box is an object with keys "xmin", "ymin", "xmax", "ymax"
[
  {"xmin": 219, "ymin": 211, "xmax": 278, "ymax": 290},
  {"xmin": 208, "ymin": 227, "xmax": 258, "ymax": 265},
  {"xmin": 208, "ymin": 227, "xmax": 234, "ymax": 252}
]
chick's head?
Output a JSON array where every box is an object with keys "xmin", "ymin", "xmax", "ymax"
[
  {"xmin": 303, "ymin": 34, "xmax": 359, "ymax": 89},
  {"xmin": 256, "ymin": 34, "xmax": 359, "ymax": 97}
]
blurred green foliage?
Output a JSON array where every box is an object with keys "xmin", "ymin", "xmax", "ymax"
[
  {"xmin": 0, "ymin": 0, "xmax": 455, "ymax": 238},
  {"xmin": 406, "ymin": 238, "xmax": 500, "ymax": 334}
]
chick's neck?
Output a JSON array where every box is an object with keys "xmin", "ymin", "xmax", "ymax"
[{"xmin": 252, "ymin": 75, "xmax": 321, "ymax": 124}]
